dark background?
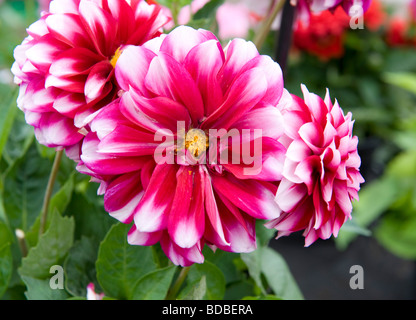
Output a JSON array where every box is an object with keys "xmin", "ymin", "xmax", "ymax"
[{"xmin": 269, "ymin": 233, "xmax": 416, "ymax": 300}]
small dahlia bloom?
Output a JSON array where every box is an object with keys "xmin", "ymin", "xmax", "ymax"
[
  {"xmin": 266, "ymin": 85, "xmax": 364, "ymax": 246},
  {"xmin": 12, "ymin": 0, "xmax": 169, "ymax": 149},
  {"xmin": 79, "ymin": 26, "xmax": 286, "ymax": 266}
]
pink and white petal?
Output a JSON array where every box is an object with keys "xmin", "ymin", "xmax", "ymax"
[
  {"xmin": 78, "ymin": 0, "xmax": 117, "ymax": 57},
  {"xmin": 202, "ymin": 67, "xmax": 267, "ymax": 131},
  {"xmin": 45, "ymin": 13, "xmax": 91, "ymax": 48},
  {"xmin": 275, "ymin": 178, "xmax": 308, "ymax": 213},
  {"xmin": 145, "ymin": 52, "xmax": 204, "ymax": 124},
  {"xmin": 35, "ymin": 112, "xmax": 84, "ymax": 148},
  {"xmin": 53, "ymin": 92, "xmax": 86, "ymax": 118},
  {"xmin": 127, "ymin": 224, "xmax": 163, "ymax": 246},
  {"xmin": 98, "ymin": 124, "xmax": 158, "ymax": 156},
  {"xmin": 104, "ymin": 171, "xmax": 144, "ymax": 223},
  {"xmin": 201, "ymin": 167, "xmax": 229, "ymax": 248},
  {"xmin": 81, "ymin": 133, "xmax": 149, "ymax": 175},
  {"xmin": 115, "ymin": 45, "xmax": 156, "ymax": 93},
  {"xmin": 49, "ymin": 48, "xmax": 101, "ymax": 78},
  {"xmin": 25, "ymin": 34, "xmax": 70, "ymax": 73},
  {"xmin": 133, "ymin": 163, "xmax": 178, "ymax": 233},
  {"xmin": 160, "ymin": 25, "xmax": 216, "ymax": 64},
  {"xmin": 237, "ymin": 55, "xmax": 284, "ymax": 106},
  {"xmin": 168, "ymin": 167, "xmax": 205, "ymax": 249},
  {"xmin": 183, "ymin": 39, "xmax": 224, "ymax": 116},
  {"xmin": 212, "ymin": 174, "xmax": 280, "ymax": 220},
  {"xmin": 220, "ymin": 39, "xmax": 259, "ymax": 93},
  {"xmin": 298, "ymin": 121, "xmax": 324, "ymax": 152},
  {"xmin": 49, "ymin": 0, "xmax": 81, "ymax": 14},
  {"xmin": 233, "ymin": 105, "xmax": 284, "ymax": 140},
  {"xmin": 84, "ymin": 60, "xmax": 114, "ymax": 103},
  {"xmin": 160, "ymin": 233, "xmax": 204, "ymax": 267}
]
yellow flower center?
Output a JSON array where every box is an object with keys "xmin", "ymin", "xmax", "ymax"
[
  {"xmin": 185, "ymin": 129, "xmax": 209, "ymax": 158},
  {"xmin": 110, "ymin": 47, "xmax": 123, "ymax": 68}
]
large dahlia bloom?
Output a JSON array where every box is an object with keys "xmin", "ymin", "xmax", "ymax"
[
  {"xmin": 79, "ymin": 26, "xmax": 286, "ymax": 266},
  {"xmin": 11, "ymin": 0, "xmax": 169, "ymax": 148},
  {"xmin": 266, "ymin": 85, "xmax": 364, "ymax": 246}
]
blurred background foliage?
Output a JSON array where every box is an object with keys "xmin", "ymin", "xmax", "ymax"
[{"xmin": 0, "ymin": 0, "xmax": 415, "ymax": 300}]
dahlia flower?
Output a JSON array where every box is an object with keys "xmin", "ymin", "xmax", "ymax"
[
  {"xmin": 11, "ymin": 0, "xmax": 169, "ymax": 149},
  {"xmin": 297, "ymin": 0, "xmax": 372, "ymax": 18},
  {"xmin": 79, "ymin": 26, "xmax": 286, "ymax": 266},
  {"xmin": 266, "ymin": 85, "xmax": 364, "ymax": 246},
  {"xmin": 293, "ymin": 6, "xmax": 350, "ymax": 61}
]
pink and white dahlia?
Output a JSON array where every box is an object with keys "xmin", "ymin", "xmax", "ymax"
[
  {"xmin": 11, "ymin": 0, "xmax": 169, "ymax": 149},
  {"xmin": 79, "ymin": 26, "xmax": 286, "ymax": 266},
  {"xmin": 266, "ymin": 85, "xmax": 364, "ymax": 246},
  {"xmin": 297, "ymin": 0, "xmax": 372, "ymax": 18}
]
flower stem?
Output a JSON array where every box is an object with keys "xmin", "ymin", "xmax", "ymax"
[
  {"xmin": 165, "ymin": 266, "xmax": 190, "ymax": 300},
  {"xmin": 253, "ymin": 0, "xmax": 286, "ymax": 50},
  {"xmin": 39, "ymin": 149, "xmax": 63, "ymax": 237},
  {"xmin": 15, "ymin": 229, "xmax": 28, "ymax": 257},
  {"xmin": 275, "ymin": 0, "xmax": 296, "ymax": 76}
]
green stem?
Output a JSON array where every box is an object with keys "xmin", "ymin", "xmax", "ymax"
[
  {"xmin": 253, "ymin": 0, "xmax": 286, "ymax": 50},
  {"xmin": 39, "ymin": 149, "xmax": 63, "ymax": 237},
  {"xmin": 165, "ymin": 266, "xmax": 190, "ymax": 300}
]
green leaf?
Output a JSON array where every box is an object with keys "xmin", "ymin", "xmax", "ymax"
[
  {"xmin": 0, "ymin": 242, "xmax": 13, "ymax": 299},
  {"xmin": 259, "ymin": 247, "xmax": 303, "ymax": 300},
  {"xmin": 240, "ymin": 250, "xmax": 266, "ymax": 295},
  {"xmin": 21, "ymin": 276, "xmax": 70, "ymax": 300},
  {"xmin": 64, "ymin": 236, "xmax": 100, "ymax": 297},
  {"xmin": 0, "ymin": 87, "xmax": 18, "ymax": 160},
  {"xmin": 2, "ymin": 141, "xmax": 52, "ymax": 232},
  {"xmin": 95, "ymin": 223, "xmax": 157, "ymax": 300},
  {"xmin": 186, "ymin": 261, "xmax": 226, "ymax": 300},
  {"xmin": 130, "ymin": 265, "xmax": 177, "ymax": 300},
  {"xmin": 242, "ymin": 247, "xmax": 303, "ymax": 300},
  {"xmin": 180, "ymin": 275, "xmax": 206, "ymax": 300},
  {"xmin": 375, "ymin": 205, "xmax": 416, "ymax": 260},
  {"xmin": 64, "ymin": 183, "xmax": 115, "ymax": 242},
  {"xmin": 25, "ymin": 172, "xmax": 75, "ymax": 247},
  {"xmin": 383, "ymin": 72, "xmax": 416, "ymax": 96},
  {"xmin": 19, "ymin": 210, "xmax": 75, "ymax": 279},
  {"xmin": 336, "ymin": 176, "xmax": 401, "ymax": 249}
]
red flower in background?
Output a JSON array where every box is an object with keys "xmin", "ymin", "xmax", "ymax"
[{"xmin": 293, "ymin": 7, "xmax": 350, "ymax": 61}]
